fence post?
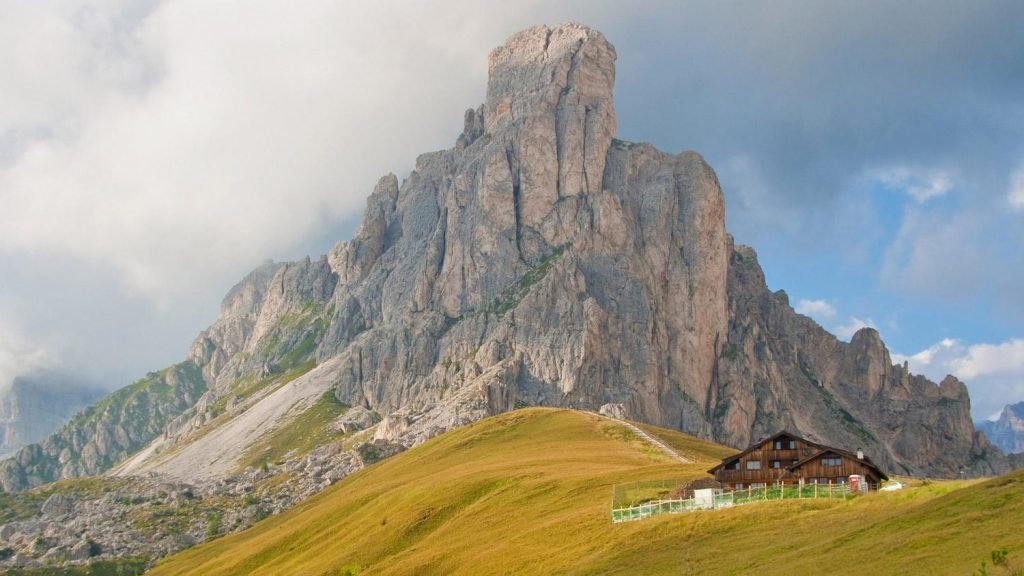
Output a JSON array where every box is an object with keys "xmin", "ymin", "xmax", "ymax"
[{"xmin": 829, "ymin": 480, "xmax": 833, "ymax": 499}]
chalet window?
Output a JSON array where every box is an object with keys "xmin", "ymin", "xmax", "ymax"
[
  {"xmin": 746, "ymin": 460, "xmax": 761, "ymax": 470},
  {"xmin": 822, "ymin": 456, "xmax": 842, "ymax": 467},
  {"xmin": 773, "ymin": 439, "xmax": 784, "ymax": 449},
  {"xmin": 792, "ymin": 459, "xmax": 799, "ymax": 465},
  {"xmin": 836, "ymin": 476, "xmax": 847, "ymax": 484},
  {"xmin": 725, "ymin": 460, "xmax": 740, "ymax": 470},
  {"xmin": 750, "ymin": 483, "xmax": 765, "ymax": 489},
  {"xmin": 735, "ymin": 483, "xmax": 744, "ymax": 489},
  {"xmin": 788, "ymin": 440, "xmax": 796, "ymax": 449},
  {"xmin": 820, "ymin": 477, "xmax": 829, "ymax": 484},
  {"xmin": 770, "ymin": 460, "xmax": 782, "ymax": 469}
]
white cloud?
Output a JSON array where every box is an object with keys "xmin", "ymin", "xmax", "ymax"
[
  {"xmin": 0, "ymin": 1, "xmax": 512, "ymax": 304},
  {"xmin": 832, "ymin": 316, "xmax": 876, "ymax": 341},
  {"xmin": 874, "ymin": 166, "xmax": 954, "ymax": 203},
  {"xmin": 795, "ymin": 298, "xmax": 837, "ymax": 321},
  {"xmin": 892, "ymin": 338, "xmax": 961, "ymax": 372},
  {"xmin": 1009, "ymin": 169, "xmax": 1024, "ymax": 210},
  {"xmin": 895, "ymin": 337, "xmax": 1024, "ymax": 421},
  {"xmin": 720, "ymin": 154, "xmax": 803, "ymax": 236},
  {"xmin": 948, "ymin": 339, "xmax": 1024, "ymax": 380}
]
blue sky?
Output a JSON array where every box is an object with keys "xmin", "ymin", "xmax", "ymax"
[{"xmin": 0, "ymin": 1, "xmax": 1021, "ymax": 421}]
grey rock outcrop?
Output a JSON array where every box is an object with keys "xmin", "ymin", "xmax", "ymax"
[{"xmin": 0, "ymin": 23, "xmax": 1004, "ymax": 491}]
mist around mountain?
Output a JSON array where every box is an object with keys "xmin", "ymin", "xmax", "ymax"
[{"xmin": 0, "ymin": 373, "xmax": 104, "ymax": 459}]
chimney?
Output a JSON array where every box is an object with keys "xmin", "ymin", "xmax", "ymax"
[{"xmin": 856, "ymin": 448, "xmax": 864, "ymax": 460}]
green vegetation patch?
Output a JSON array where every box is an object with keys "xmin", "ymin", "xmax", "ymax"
[
  {"xmin": 481, "ymin": 244, "xmax": 569, "ymax": 317},
  {"xmin": 238, "ymin": 390, "xmax": 349, "ymax": 470},
  {"xmin": 209, "ymin": 359, "xmax": 317, "ymax": 418},
  {"xmin": 68, "ymin": 362, "xmax": 205, "ymax": 430}
]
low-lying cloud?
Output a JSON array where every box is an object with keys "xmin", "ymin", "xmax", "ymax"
[{"xmin": 795, "ymin": 299, "xmax": 837, "ymax": 320}]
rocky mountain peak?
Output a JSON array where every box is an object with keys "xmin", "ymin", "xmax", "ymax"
[
  {"xmin": 485, "ymin": 23, "xmax": 615, "ymax": 138},
  {"xmin": 0, "ymin": 23, "xmax": 1007, "ymax": 496},
  {"xmin": 483, "ymin": 23, "xmax": 617, "ymax": 249}
]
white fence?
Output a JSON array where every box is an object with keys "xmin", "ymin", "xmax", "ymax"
[{"xmin": 611, "ymin": 481, "xmax": 863, "ymax": 523}]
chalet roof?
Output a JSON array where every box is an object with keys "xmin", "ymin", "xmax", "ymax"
[
  {"xmin": 788, "ymin": 446, "xmax": 889, "ymax": 481},
  {"xmin": 706, "ymin": 429, "xmax": 888, "ymax": 480},
  {"xmin": 706, "ymin": 429, "xmax": 824, "ymax": 474}
]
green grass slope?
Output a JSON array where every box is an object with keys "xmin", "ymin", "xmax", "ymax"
[{"xmin": 149, "ymin": 408, "xmax": 1024, "ymax": 575}]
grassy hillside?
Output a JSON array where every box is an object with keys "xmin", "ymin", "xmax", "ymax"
[{"xmin": 149, "ymin": 408, "xmax": 1024, "ymax": 575}]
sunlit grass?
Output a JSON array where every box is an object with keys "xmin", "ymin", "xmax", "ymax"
[{"xmin": 149, "ymin": 408, "xmax": 1024, "ymax": 576}]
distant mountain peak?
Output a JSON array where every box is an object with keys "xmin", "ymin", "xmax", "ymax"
[{"xmin": 978, "ymin": 401, "xmax": 1024, "ymax": 454}]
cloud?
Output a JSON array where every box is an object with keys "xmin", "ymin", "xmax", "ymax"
[
  {"xmin": 895, "ymin": 338, "xmax": 1024, "ymax": 421},
  {"xmin": 718, "ymin": 155, "xmax": 803, "ymax": 236},
  {"xmin": 892, "ymin": 338, "xmax": 962, "ymax": 373},
  {"xmin": 0, "ymin": 1, "xmax": 509, "ymax": 304},
  {"xmin": 949, "ymin": 339, "xmax": 1024, "ymax": 380},
  {"xmin": 1010, "ymin": 169, "xmax": 1024, "ymax": 210},
  {"xmin": 832, "ymin": 316, "xmax": 876, "ymax": 341},
  {"xmin": 873, "ymin": 166, "xmax": 954, "ymax": 203},
  {"xmin": 795, "ymin": 299, "xmax": 837, "ymax": 321},
  {"xmin": 0, "ymin": 322, "xmax": 51, "ymax": 393}
]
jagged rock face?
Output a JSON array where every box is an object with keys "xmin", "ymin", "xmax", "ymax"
[
  {"xmin": 713, "ymin": 246, "xmax": 1007, "ymax": 476},
  {"xmin": 314, "ymin": 24, "xmax": 728, "ymax": 438},
  {"xmin": 979, "ymin": 402, "xmax": 1024, "ymax": 455},
  {"xmin": 0, "ymin": 376, "xmax": 104, "ymax": 459},
  {"xmin": 0, "ymin": 23, "xmax": 1004, "ymax": 490}
]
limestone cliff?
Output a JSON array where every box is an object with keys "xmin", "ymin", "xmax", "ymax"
[
  {"xmin": 714, "ymin": 245, "xmax": 1006, "ymax": 476},
  {"xmin": 0, "ymin": 23, "xmax": 1004, "ymax": 491}
]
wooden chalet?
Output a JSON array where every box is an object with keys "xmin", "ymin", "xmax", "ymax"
[{"xmin": 708, "ymin": 431, "xmax": 888, "ymax": 490}]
